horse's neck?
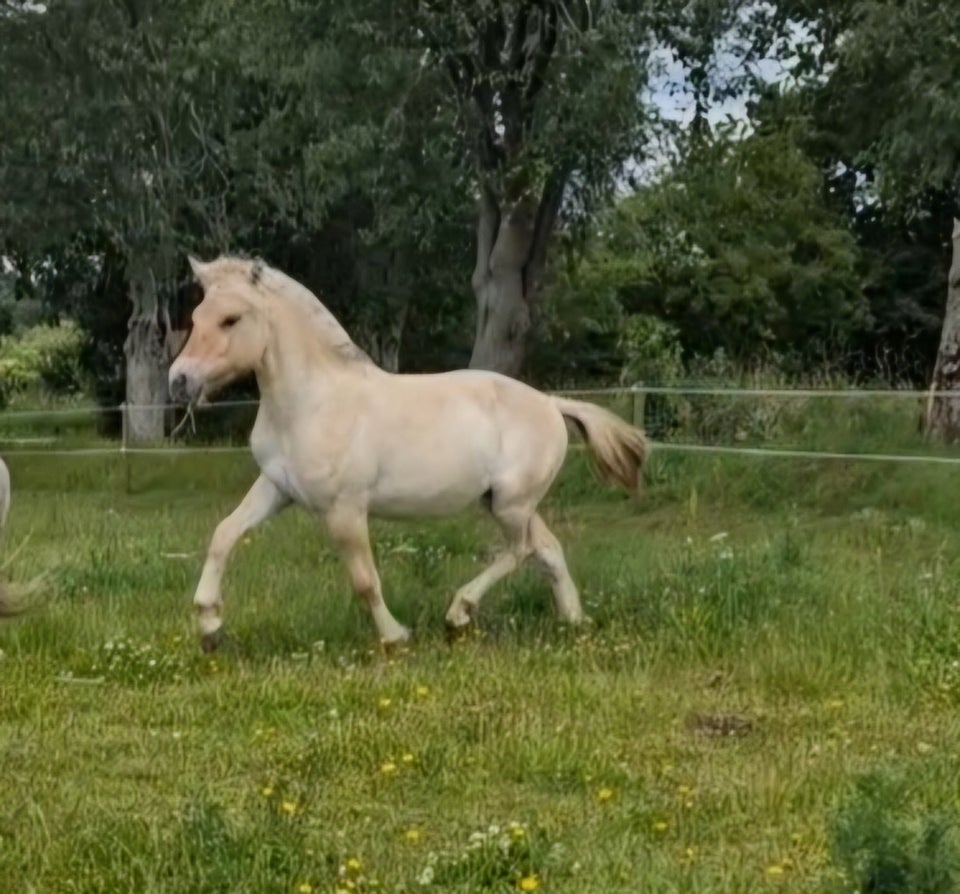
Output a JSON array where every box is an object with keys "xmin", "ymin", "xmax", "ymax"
[
  {"xmin": 255, "ymin": 299, "xmax": 366, "ymax": 411},
  {"xmin": 262, "ymin": 270, "xmax": 357, "ymax": 351}
]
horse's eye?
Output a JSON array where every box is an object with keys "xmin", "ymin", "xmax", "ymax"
[{"xmin": 221, "ymin": 315, "xmax": 240, "ymax": 330}]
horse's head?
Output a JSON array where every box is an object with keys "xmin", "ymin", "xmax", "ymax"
[{"xmin": 169, "ymin": 255, "xmax": 270, "ymax": 404}]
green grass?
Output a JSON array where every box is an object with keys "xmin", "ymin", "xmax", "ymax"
[{"xmin": 3, "ymin": 445, "xmax": 960, "ymax": 892}]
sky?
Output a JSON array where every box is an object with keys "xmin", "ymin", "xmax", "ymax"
[{"xmin": 637, "ymin": 8, "xmax": 815, "ymax": 182}]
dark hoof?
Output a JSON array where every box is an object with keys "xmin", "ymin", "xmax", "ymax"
[
  {"xmin": 200, "ymin": 628, "xmax": 223, "ymax": 654},
  {"xmin": 381, "ymin": 626, "xmax": 414, "ymax": 656},
  {"xmin": 444, "ymin": 619, "xmax": 474, "ymax": 645}
]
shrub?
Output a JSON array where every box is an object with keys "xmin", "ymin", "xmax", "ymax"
[
  {"xmin": 0, "ymin": 320, "xmax": 86, "ymax": 406},
  {"xmin": 828, "ymin": 771, "xmax": 960, "ymax": 894}
]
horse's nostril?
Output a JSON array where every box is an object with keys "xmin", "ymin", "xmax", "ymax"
[{"xmin": 170, "ymin": 373, "xmax": 189, "ymax": 403}]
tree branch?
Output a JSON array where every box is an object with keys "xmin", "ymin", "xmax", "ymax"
[
  {"xmin": 506, "ymin": 1, "xmax": 531, "ymax": 71},
  {"xmin": 472, "ymin": 178, "xmax": 501, "ymax": 291},
  {"xmin": 523, "ymin": 1, "xmax": 558, "ymax": 107},
  {"xmin": 523, "ymin": 165, "xmax": 567, "ymax": 298}
]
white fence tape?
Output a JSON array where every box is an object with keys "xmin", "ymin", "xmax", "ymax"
[
  {"xmin": 0, "ymin": 385, "xmax": 956, "ymax": 466},
  {"xmin": 0, "ymin": 383, "xmax": 951, "ymax": 421}
]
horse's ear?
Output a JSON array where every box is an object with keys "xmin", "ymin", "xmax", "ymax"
[{"xmin": 187, "ymin": 255, "xmax": 212, "ymax": 288}]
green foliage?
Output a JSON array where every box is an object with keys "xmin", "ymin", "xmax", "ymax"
[
  {"xmin": 828, "ymin": 0, "xmax": 960, "ymax": 212},
  {"xmin": 828, "ymin": 773, "xmax": 960, "ymax": 894},
  {"xmin": 558, "ymin": 126, "xmax": 865, "ymax": 368},
  {"xmin": 0, "ymin": 319, "xmax": 85, "ymax": 406},
  {"xmin": 0, "ymin": 0, "xmax": 955, "ymax": 386},
  {"xmin": 617, "ymin": 314, "xmax": 684, "ymax": 384}
]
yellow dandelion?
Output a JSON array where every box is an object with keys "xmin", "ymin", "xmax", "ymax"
[
  {"xmin": 415, "ymin": 685, "xmax": 430, "ymax": 698},
  {"xmin": 676, "ymin": 784, "xmax": 693, "ymax": 796},
  {"xmin": 261, "ymin": 785, "xmax": 274, "ymax": 798},
  {"xmin": 281, "ymin": 800, "xmax": 299, "ymax": 815},
  {"xmin": 510, "ymin": 825, "xmax": 527, "ymax": 841},
  {"xmin": 378, "ymin": 697, "xmax": 392, "ymax": 709},
  {"xmin": 652, "ymin": 821, "xmax": 669, "ymax": 833},
  {"xmin": 518, "ymin": 874, "xmax": 540, "ymax": 891},
  {"xmin": 296, "ymin": 884, "xmax": 313, "ymax": 894},
  {"xmin": 380, "ymin": 761, "xmax": 398, "ymax": 776},
  {"xmin": 404, "ymin": 828, "xmax": 422, "ymax": 844},
  {"xmin": 765, "ymin": 864, "xmax": 785, "ymax": 877},
  {"xmin": 596, "ymin": 786, "xmax": 615, "ymax": 804},
  {"xmin": 345, "ymin": 857, "xmax": 362, "ymax": 873},
  {"xmin": 401, "ymin": 753, "xmax": 415, "ymax": 765}
]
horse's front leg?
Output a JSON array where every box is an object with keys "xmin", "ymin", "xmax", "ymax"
[
  {"xmin": 325, "ymin": 502, "xmax": 411, "ymax": 647},
  {"xmin": 194, "ymin": 474, "xmax": 290, "ymax": 652}
]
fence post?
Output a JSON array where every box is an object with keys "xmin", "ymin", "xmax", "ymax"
[
  {"xmin": 120, "ymin": 402, "xmax": 131, "ymax": 495},
  {"xmin": 632, "ymin": 385, "xmax": 645, "ymax": 429}
]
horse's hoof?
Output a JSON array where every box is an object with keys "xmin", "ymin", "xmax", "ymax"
[
  {"xmin": 200, "ymin": 628, "xmax": 223, "ymax": 653},
  {"xmin": 381, "ymin": 627, "xmax": 413, "ymax": 655},
  {"xmin": 444, "ymin": 619, "xmax": 473, "ymax": 645},
  {"xmin": 561, "ymin": 613, "xmax": 594, "ymax": 627}
]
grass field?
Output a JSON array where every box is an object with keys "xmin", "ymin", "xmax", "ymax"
[{"xmin": 2, "ymin": 433, "xmax": 960, "ymax": 892}]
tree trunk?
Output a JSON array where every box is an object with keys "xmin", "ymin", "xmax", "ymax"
[
  {"xmin": 469, "ymin": 196, "xmax": 534, "ymax": 377},
  {"xmin": 123, "ymin": 269, "xmax": 169, "ymax": 443},
  {"xmin": 364, "ymin": 299, "xmax": 408, "ymax": 373},
  {"xmin": 356, "ymin": 249, "xmax": 409, "ymax": 373},
  {"xmin": 469, "ymin": 175, "xmax": 565, "ymax": 377},
  {"xmin": 925, "ymin": 219, "xmax": 960, "ymax": 441}
]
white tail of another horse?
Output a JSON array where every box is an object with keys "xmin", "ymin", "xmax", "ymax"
[{"xmin": 553, "ymin": 397, "xmax": 649, "ymax": 497}]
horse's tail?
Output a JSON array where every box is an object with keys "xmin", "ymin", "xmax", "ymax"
[{"xmin": 553, "ymin": 397, "xmax": 649, "ymax": 498}]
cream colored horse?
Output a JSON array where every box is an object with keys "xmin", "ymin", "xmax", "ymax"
[{"xmin": 169, "ymin": 256, "xmax": 648, "ymax": 651}]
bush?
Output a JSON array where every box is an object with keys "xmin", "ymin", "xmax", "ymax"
[
  {"xmin": 0, "ymin": 320, "xmax": 86, "ymax": 407},
  {"xmin": 828, "ymin": 772, "xmax": 960, "ymax": 894},
  {"xmin": 617, "ymin": 313, "xmax": 683, "ymax": 385}
]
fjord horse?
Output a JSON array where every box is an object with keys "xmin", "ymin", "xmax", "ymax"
[{"xmin": 169, "ymin": 256, "xmax": 647, "ymax": 651}]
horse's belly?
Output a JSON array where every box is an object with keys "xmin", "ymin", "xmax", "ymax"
[{"xmin": 366, "ymin": 452, "xmax": 489, "ymax": 518}]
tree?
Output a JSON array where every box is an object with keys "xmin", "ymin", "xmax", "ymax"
[
  {"xmin": 0, "ymin": 0, "xmax": 230, "ymax": 440},
  {"xmin": 412, "ymin": 0, "xmax": 656, "ymax": 376},
  {"xmin": 198, "ymin": 0, "xmax": 474, "ymax": 373},
  {"xmin": 814, "ymin": 0, "xmax": 960, "ymax": 438},
  {"xmin": 546, "ymin": 123, "xmax": 865, "ymax": 379}
]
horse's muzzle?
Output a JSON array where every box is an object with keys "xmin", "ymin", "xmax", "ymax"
[{"xmin": 169, "ymin": 370, "xmax": 200, "ymax": 404}]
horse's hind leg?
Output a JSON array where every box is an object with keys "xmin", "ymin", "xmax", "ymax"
[
  {"xmin": 529, "ymin": 512, "xmax": 584, "ymax": 624},
  {"xmin": 445, "ymin": 506, "xmax": 533, "ymax": 630},
  {"xmin": 326, "ymin": 503, "xmax": 411, "ymax": 647}
]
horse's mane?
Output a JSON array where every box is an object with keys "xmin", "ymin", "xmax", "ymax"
[{"xmin": 207, "ymin": 256, "xmax": 370, "ymax": 365}]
